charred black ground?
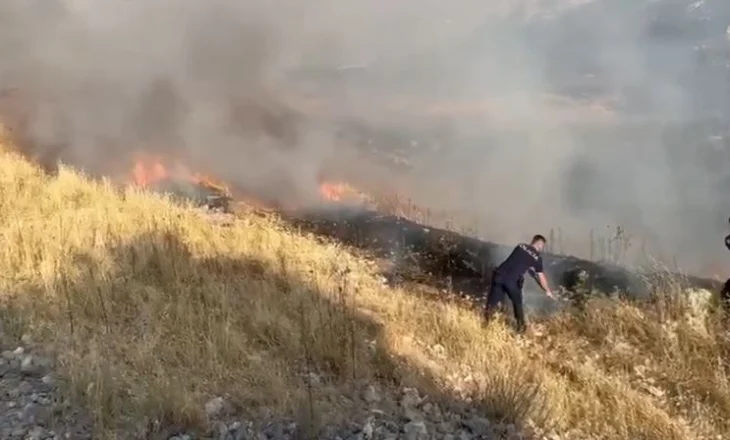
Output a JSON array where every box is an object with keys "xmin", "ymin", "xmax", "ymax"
[{"xmin": 284, "ymin": 204, "xmax": 722, "ymax": 303}]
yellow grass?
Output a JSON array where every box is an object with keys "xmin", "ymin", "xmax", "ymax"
[{"xmin": 0, "ymin": 146, "xmax": 729, "ymax": 439}]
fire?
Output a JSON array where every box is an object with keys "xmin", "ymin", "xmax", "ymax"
[
  {"xmin": 129, "ymin": 153, "xmax": 230, "ymax": 195},
  {"xmin": 130, "ymin": 153, "xmax": 370, "ymax": 210},
  {"xmin": 132, "ymin": 155, "xmax": 168, "ymax": 186},
  {"xmin": 319, "ymin": 181, "xmax": 365, "ymax": 203},
  {"xmin": 190, "ymin": 171, "xmax": 230, "ymax": 195}
]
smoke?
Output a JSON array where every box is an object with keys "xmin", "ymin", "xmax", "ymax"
[
  {"xmin": 1, "ymin": 0, "xmax": 730, "ymax": 274},
  {"xmin": 329, "ymin": 0, "xmax": 730, "ymax": 273},
  {"xmin": 0, "ymin": 0, "xmax": 338, "ymax": 204}
]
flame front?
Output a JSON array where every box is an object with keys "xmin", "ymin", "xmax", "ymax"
[
  {"xmin": 131, "ymin": 154, "xmax": 369, "ymax": 209},
  {"xmin": 129, "ymin": 153, "xmax": 230, "ymax": 196},
  {"xmin": 132, "ymin": 155, "xmax": 169, "ymax": 186},
  {"xmin": 319, "ymin": 181, "xmax": 364, "ymax": 202}
]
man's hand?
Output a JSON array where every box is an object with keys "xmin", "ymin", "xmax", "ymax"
[{"xmin": 536, "ymin": 272, "xmax": 556, "ymax": 299}]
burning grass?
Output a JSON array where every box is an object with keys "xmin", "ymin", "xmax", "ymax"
[{"xmin": 0, "ymin": 146, "xmax": 728, "ymax": 439}]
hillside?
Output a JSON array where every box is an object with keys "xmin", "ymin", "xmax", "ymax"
[{"xmin": 0, "ymin": 147, "xmax": 729, "ymax": 440}]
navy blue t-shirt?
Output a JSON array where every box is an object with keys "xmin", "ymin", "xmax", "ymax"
[{"xmin": 494, "ymin": 243, "xmax": 544, "ymax": 285}]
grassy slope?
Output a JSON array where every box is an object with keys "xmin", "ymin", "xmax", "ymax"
[{"xmin": 0, "ymin": 147, "xmax": 728, "ymax": 439}]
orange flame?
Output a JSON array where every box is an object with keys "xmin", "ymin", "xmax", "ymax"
[
  {"xmin": 132, "ymin": 155, "xmax": 169, "ymax": 186},
  {"xmin": 131, "ymin": 155, "xmax": 371, "ymax": 210},
  {"xmin": 129, "ymin": 153, "xmax": 230, "ymax": 196},
  {"xmin": 319, "ymin": 181, "xmax": 367, "ymax": 203}
]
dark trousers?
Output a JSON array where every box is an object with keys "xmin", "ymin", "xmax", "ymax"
[{"xmin": 485, "ymin": 276, "xmax": 526, "ymax": 332}]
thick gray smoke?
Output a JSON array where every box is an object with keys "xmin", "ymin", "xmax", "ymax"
[
  {"xmin": 1, "ymin": 0, "xmax": 729, "ymax": 274},
  {"xmin": 319, "ymin": 0, "xmax": 730, "ymax": 274}
]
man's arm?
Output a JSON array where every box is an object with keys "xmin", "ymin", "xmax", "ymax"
[
  {"xmin": 536, "ymin": 272, "xmax": 555, "ymax": 299},
  {"xmin": 526, "ymin": 268, "xmax": 555, "ymax": 299},
  {"xmin": 531, "ymin": 256, "xmax": 555, "ymax": 299}
]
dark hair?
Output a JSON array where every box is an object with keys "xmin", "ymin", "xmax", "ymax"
[{"xmin": 531, "ymin": 234, "xmax": 547, "ymax": 244}]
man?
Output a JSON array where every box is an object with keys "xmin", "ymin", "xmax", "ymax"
[{"xmin": 485, "ymin": 234, "xmax": 555, "ymax": 333}]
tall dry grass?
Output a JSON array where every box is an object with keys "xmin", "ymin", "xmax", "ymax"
[{"xmin": 0, "ymin": 147, "xmax": 728, "ymax": 439}]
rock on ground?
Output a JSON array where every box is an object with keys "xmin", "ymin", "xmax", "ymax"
[
  {"xmin": 168, "ymin": 385, "xmax": 538, "ymax": 440},
  {"xmin": 0, "ymin": 341, "xmax": 93, "ymax": 440},
  {"xmin": 1, "ymin": 327, "xmax": 538, "ymax": 440}
]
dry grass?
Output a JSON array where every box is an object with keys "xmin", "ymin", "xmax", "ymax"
[{"xmin": 0, "ymin": 146, "xmax": 728, "ymax": 439}]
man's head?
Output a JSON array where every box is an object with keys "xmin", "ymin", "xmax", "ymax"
[{"xmin": 530, "ymin": 234, "xmax": 547, "ymax": 252}]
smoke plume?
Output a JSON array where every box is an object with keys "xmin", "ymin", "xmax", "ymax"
[{"xmin": 1, "ymin": 0, "xmax": 730, "ymax": 274}]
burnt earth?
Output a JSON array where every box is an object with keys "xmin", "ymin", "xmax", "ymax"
[{"xmin": 285, "ymin": 205, "xmax": 721, "ymax": 302}]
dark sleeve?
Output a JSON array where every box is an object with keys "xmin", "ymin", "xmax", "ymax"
[{"xmin": 534, "ymin": 256, "xmax": 544, "ymax": 273}]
